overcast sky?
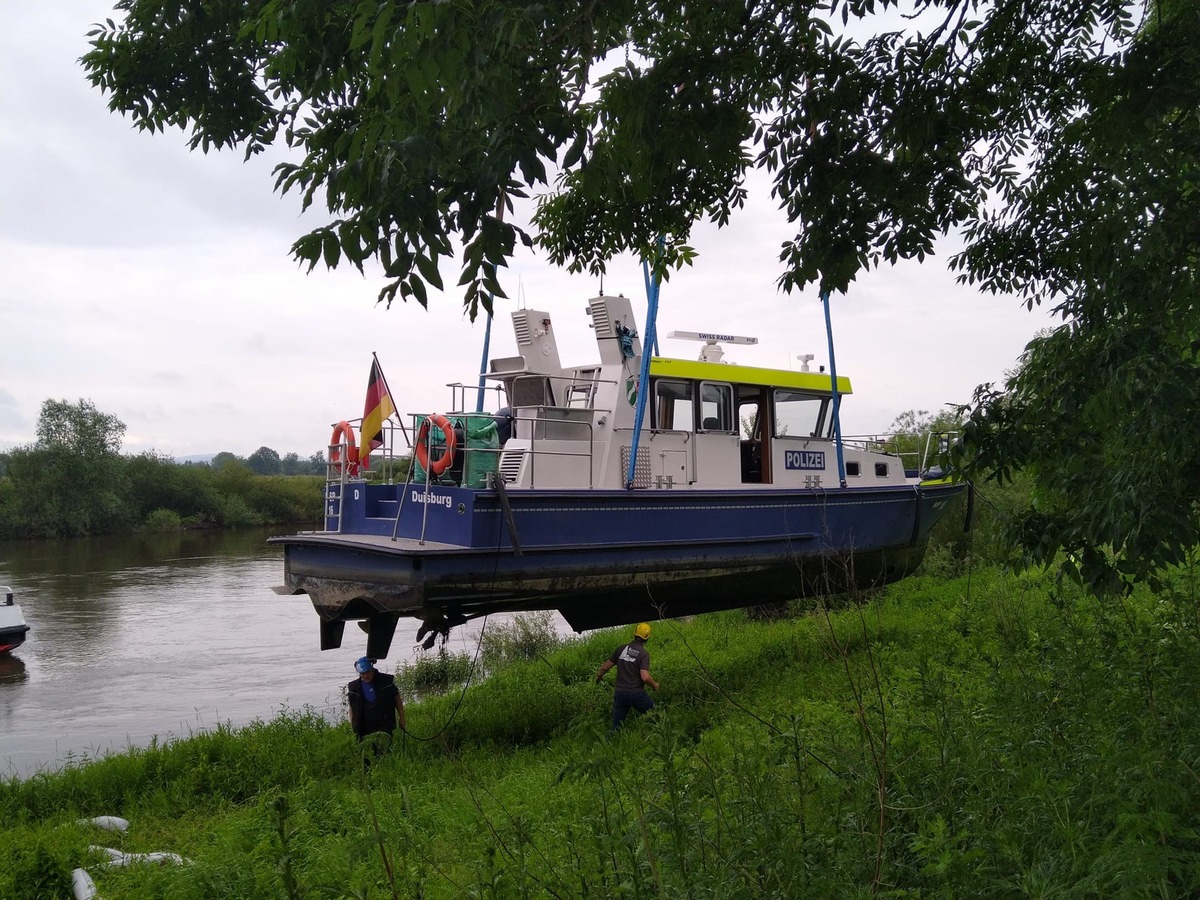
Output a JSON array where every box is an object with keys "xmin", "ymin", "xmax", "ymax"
[{"xmin": 0, "ymin": 5, "xmax": 1058, "ymax": 461}]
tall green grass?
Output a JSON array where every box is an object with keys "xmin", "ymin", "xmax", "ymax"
[
  {"xmin": 395, "ymin": 611, "xmax": 570, "ymax": 699},
  {"xmin": 4, "ymin": 567, "xmax": 1200, "ymax": 897}
]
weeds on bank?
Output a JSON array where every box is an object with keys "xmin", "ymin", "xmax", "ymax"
[
  {"xmin": 394, "ymin": 646, "xmax": 474, "ymax": 696},
  {"xmin": 5, "ymin": 568, "xmax": 1200, "ymax": 897},
  {"xmin": 396, "ymin": 612, "xmax": 568, "ymax": 697},
  {"xmin": 479, "ymin": 611, "xmax": 562, "ymax": 671}
]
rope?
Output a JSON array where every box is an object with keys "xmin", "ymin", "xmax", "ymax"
[{"xmin": 399, "ymin": 614, "xmax": 490, "ymax": 744}]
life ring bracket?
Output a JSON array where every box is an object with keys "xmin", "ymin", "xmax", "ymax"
[
  {"xmin": 329, "ymin": 420, "xmax": 360, "ymax": 477},
  {"xmin": 415, "ymin": 414, "xmax": 457, "ymax": 477}
]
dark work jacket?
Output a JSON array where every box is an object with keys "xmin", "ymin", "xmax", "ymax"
[{"xmin": 348, "ymin": 672, "xmax": 400, "ymax": 739}]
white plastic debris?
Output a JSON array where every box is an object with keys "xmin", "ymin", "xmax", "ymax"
[
  {"xmin": 71, "ymin": 867, "xmax": 98, "ymax": 900},
  {"xmin": 89, "ymin": 845, "xmax": 190, "ymax": 867},
  {"xmin": 77, "ymin": 816, "xmax": 129, "ymax": 833},
  {"xmin": 74, "ymin": 818, "xmax": 190, "ymax": 895},
  {"xmin": 106, "ymin": 850, "xmax": 190, "ymax": 867}
]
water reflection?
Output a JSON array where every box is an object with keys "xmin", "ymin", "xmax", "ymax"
[
  {"xmin": 0, "ymin": 654, "xmax": 27, "ymax": 684},
  {"xmin": 0, "ymin": 530, "xmax": 287, "ymax": 662},
  {"xmin": 2, "ymin": 529, "xmax": 282, "ymax": 597}
]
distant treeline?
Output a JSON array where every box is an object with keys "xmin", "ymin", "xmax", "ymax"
[
  {"xmin": 0, "ymin": 398, "xmax": 327, "ymax": 539},
  {"xmin": 205, "ymin": 447, "xmax": 327, "ymax": 477}
]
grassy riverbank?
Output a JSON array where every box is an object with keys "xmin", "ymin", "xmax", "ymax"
[{"xmin": 4, "ymin": 565, "xmax": 1200, "ymax": 898}]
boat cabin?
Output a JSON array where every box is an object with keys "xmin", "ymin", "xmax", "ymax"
[{"xmin": 460, "ymin": 294, "xmax": 910, "ymax": 493}]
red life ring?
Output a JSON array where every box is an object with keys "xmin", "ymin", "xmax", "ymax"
[
  {"xmin": 330, "ymin": 420, "xmax": 360, "ymax": 476},
  {"xmin": 415, "ymin": 414, "xmax": 457, "ymax": 476}
]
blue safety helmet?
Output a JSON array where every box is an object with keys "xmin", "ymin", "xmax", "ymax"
[{"xmin": 354, "ymin": 656, "xmax": 374, "ymax": 674}]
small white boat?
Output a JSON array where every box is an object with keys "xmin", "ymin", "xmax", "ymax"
[{"xmin": 0, "ymin": 586, "xmax": 29, "ymax": 654}]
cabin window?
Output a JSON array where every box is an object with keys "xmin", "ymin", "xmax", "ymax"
[
  {"xmin": 846, "ymin": 461, "xmax": 861, "ymax": 476},
  {"xmin": 511, "ymin": 374, "xmax": 555, "ymax": 407},
  {"xmin": 653, "ymin": 380, "xmax": 693, "ymax": 430},
  {"xmin": 773, "ymin": 390, "xmax": 829, "ymax": 439},
  {"xmin": 875, "ymin": 462, "xmax": 889, "ymax": 477},
  {"xmin": 698, "ymin": 382, "xmax": 734, "ymax": 431},
  {"xmin": 738, "ymin": 400, "xmax": 762, "ymax": 440}
]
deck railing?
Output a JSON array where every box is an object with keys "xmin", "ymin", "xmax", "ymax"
[{"xmin": 840, "ymin": 430, "xmax": 960, "ymax": 479}]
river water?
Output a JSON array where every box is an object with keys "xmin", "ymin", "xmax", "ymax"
[{"xmin": 0, "ymin": 528, "xmax": 565, "ymax": 780}]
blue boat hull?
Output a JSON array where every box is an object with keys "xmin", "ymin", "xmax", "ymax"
[{"xmin": 271, "ymin": 480, "xmax": 963, "ymax": 655}]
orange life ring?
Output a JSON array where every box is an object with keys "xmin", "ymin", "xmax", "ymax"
[
  {"xmin": 415, "ymin": 414, "xmax": 457, "ymax": 477},
  {"xmin": 330, "ymin": 420, "xmax": 360, "ymax": 476}
]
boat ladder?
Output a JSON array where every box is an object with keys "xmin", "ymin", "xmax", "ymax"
[{"xmin": 324, "ymin": 443, "xmax": 351, "ymax": 534}]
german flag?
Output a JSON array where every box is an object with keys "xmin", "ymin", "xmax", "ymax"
[{"xmin": 359, "ymin": 357, "xmax": 396, "ymax": 469}]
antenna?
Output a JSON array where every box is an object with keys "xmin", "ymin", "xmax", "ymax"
[
  {"xmin": 667, "ymin": 330, "xmax": 758, "ymax": 363},
  {"xmin": 796, "ymin": 354, "xmax": 815, "ymax": 372}
]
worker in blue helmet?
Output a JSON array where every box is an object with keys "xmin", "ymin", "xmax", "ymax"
[
  {"xmin": 595, "ymin": 623, "xmax": 660, "ymax": 731},
  {"xmin": 348, "ymin": 657, "xmax": 406, "ymax": 760}
]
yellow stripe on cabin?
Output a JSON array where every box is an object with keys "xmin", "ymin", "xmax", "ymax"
[{"xmin": 648, "ymin": 357, "xmax": 853, "ymax": 394}]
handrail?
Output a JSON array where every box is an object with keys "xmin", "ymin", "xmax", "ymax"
[
  {"xmin": 516, "ymin": 411, "xmax": 595, "ymax": 489},
  {"xmin": 446, "ymin": 372, "xmax": 620, "ymax": 415},
  {"xmin": 920, "ymin": 430, "xmax": 959, "ymax": 476},
  {"xmin": 394, "ymin": 407, "xmax": 598, "ymax": 491}
]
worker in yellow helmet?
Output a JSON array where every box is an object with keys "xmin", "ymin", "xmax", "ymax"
[{"xmin": 595, "ymin": 622, "xmax": 660, "ymax": 731}]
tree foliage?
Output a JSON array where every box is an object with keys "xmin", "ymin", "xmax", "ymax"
[
  {"xmin": 247, "ymin": 445, "xmax": 282, "ymax": 476},
  {"xmin": 82, "ymin": 1, "xmax": 1200, "ymax": 591},
  {"xmin": 2, "ymin": 445, "xmax": 128, "ymax": 538},
  {"xmin": 0, "ymin": 444, "xmax": 323, "ymax": 538},
  {"xmin": 0, "ymin": 401, "xmax": 324, "ymax": 538},
  {"xmin": 954, "ymin": 0, "xmax": 1200, "ymax": 593},
  {"xmin": 81, "ymin": 0, "xmax": 1137, "ymax": 311},
  {"xmin": 36, "ymin": 398, "xmax": 125, "ymax": 458}
]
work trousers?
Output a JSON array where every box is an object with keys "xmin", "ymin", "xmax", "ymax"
[{"xmin": 612, "ymin": 689, "xmax": 654, "ymax": 731}]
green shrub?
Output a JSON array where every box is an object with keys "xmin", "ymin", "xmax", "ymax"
[
  {"xmin": 142, "ymin": 507, "xmax": 184, "ymax": 531},
  {"xmin": 917, "ymin": 540, "xmax": 965, "ymax": 578},
  {"xmin": 238, "ymin": 475, "xmax": 323, "ymax": 524},
  {"xmin": 480, "ymin": 611, "xmax": 562, "ymax": 673},
  {"xmin": 0, "ymin": 828, "xmax": 81, "ymax": 900},
  {"xmin": 396, "ymin": 648, "xmax": 473, "ymax": 695},
  {"xmin": 216, "ymin": 494, "xmax": 262, "ymax": 527}
]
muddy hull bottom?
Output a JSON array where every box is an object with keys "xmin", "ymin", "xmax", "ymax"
[{"xmin": 275, "ymin": 534, "xmax": 929, "ymax": 657}]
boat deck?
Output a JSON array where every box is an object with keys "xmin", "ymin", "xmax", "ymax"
[{"xmin": 272, "ymin": 532, "xmax": 466, "ymax": 553}]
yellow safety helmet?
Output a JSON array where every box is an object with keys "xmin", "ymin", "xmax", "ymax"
[{"xmin": 634, "ymin": 622, "xmax": 652, "ymax": 640}]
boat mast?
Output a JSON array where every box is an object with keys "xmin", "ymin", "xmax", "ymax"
[
  {"xmin": 625, "ymin": 237, "xmax": 666, "ymax": 489},
  {"xmin": 821, "ymin": 288, "xmax": 848, "ymax": 487}
]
